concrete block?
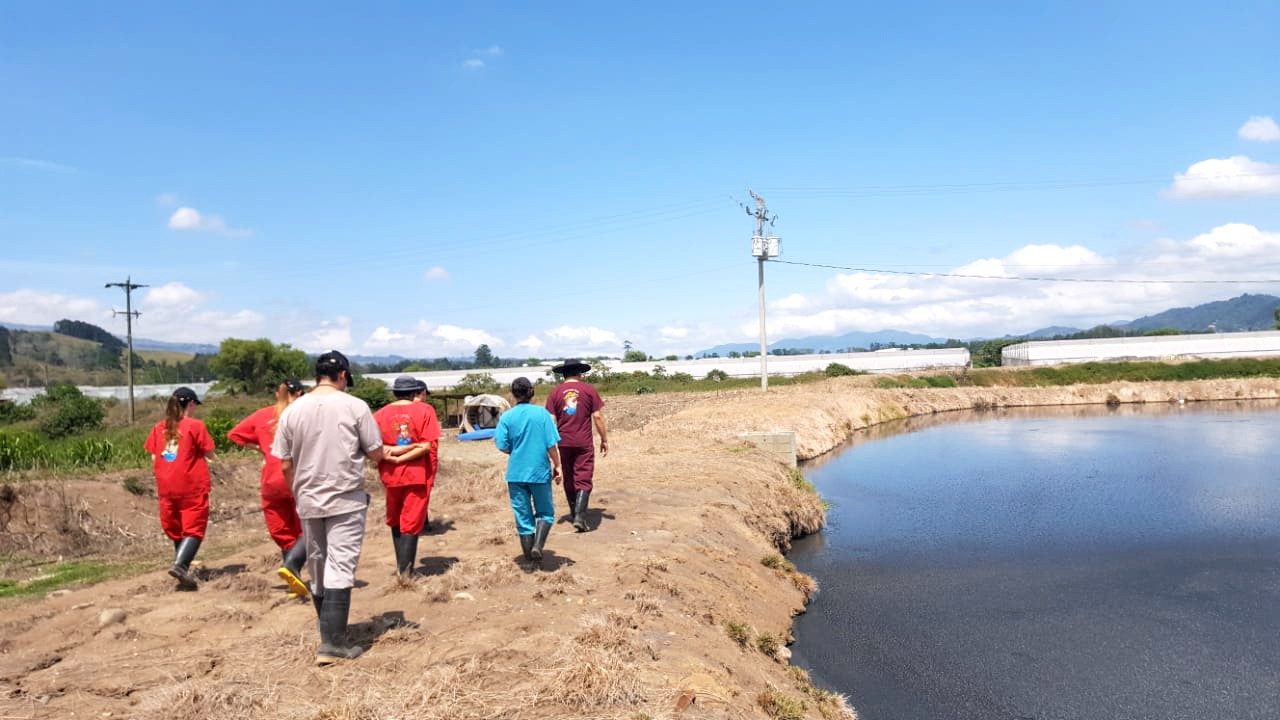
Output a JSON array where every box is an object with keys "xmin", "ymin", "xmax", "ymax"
[{"xmin": 738, "ymin": 431, "xmax": 797, "ymax": 468}]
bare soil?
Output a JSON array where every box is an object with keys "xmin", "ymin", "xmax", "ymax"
[{"xmin": 1, "ymin": 377, "xmax": 1277, "ymax": 719}]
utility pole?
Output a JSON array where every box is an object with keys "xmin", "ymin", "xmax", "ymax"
[
  {"xmin": 106, "ymin": 276, "xmax": 147, "ymax": 423},
  {"xmin": 745, "ymin": 190, "xmax": 780, "ymax": 391}
]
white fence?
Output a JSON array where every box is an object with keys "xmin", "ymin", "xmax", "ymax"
[
  {"xmin": 1001, "ymin": 331, "xmax": 1280, "ymax": 367},
  {"xmin": 368, "ymin": 348, "xmax": 971, "ymax": 391}
]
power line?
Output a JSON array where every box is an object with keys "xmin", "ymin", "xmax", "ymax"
[
  {"xmin": 768, "ymin": 259, "xmax": 1280, "ymax": 285},
  {"xmin": 758, "ymin": 169, "xmax": 1280, "ymax": 198}
]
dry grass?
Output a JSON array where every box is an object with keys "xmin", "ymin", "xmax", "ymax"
[
  {"xmin": 757, "ymin": 685, "xmax": 807, "ymax": 720},
  {"xmin": 550, "ymin": 616, "xmax": 649, "ymax": 711},
  {"xmin": 624, "ymin": 590, "xmax": 663, "ymax": 617},
  {"xmin": 418, "ymin": 555, "xmax": 523, "ymax": 603}
]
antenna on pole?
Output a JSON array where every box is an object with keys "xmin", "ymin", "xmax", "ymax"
[
  {"xmin": 105, "ymin": 276, "xmax": 147, "ymax": 423},
  {"xmin": 742, "ymin": 189, "xmax": 780, "ymax": 391}
]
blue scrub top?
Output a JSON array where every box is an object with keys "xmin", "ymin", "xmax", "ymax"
[{"xmin": 495, "ymin": 403, "xmax": 561, "ymax": 484}]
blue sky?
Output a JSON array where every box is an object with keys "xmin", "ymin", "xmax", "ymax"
[{"xmin": 2, "ymin": 1, "xmax": 1278, "ymax": 357}]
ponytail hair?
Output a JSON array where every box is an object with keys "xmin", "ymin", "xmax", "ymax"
[
  {"xmin": 163, "ymin": 395, "xmax": 184, "ymax": 443},
  {"xmin": 273, "ymin": 382, "xmax": 292, "ymax": 420}
]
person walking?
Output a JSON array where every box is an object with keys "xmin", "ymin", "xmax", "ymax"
[
  {"xmin": 271, "ymin": 351, "xmax": 383, "ymax": 666},
  {"xmin": 143, "ymin": 386, "xmax": 215, "ymax": 591},
  {"xmin": 546, "ymin": 359, "xmax": 608, "ymax": 531},
  {"xmin": 228, "ymin": 378, "xmax": 310, "ymax": 597},
  {"xmin": 372, "ymin": 376, "xmax": 440, "ymax": 576},
  {"xmin": 495, "ymin": 377, "xmax": 562, "ymax": 561}
]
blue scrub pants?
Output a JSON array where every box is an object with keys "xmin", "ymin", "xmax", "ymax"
[{"xmin": 508, "ymin": 481, "xmax": 555, "ymax": 535}]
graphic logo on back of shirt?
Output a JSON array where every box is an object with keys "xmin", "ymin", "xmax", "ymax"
[
  {"xmin": 396, "ymin": 416, "xmax": 413, "ymax": 446},
  {"xmin": 162, "ymin": 438, "xmax": 179, "ymax": 462},
  {"xmin": 563, "ymin": 389, "xmax": 579, "ymax": 416}
]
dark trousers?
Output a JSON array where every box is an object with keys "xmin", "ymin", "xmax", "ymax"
[{"xmin": 560, "ymin": 445, "xmax": 595, "ymax": 505}]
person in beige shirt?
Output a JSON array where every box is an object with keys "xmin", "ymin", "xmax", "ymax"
[{"xmin": 273, "ymin": 350, "xmax": 383, "ymax": 666}]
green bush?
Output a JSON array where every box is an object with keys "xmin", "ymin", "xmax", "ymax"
[
  {"xmin": 924, "ymin": 375, "xmax": 956, "ymax": 388},
  {"xmin": 0, "ymin": 402, "xmax": 35, "ymax": 425},
  {"xmin": 199, "ymin": 411, "xmax": 240, "ymax": 453},
  {"xmin": 705, "ymin": 369, "xmax": 729, "ymax": 382},
  {"xmin": 33, "ymin": 384, "xmax": 104, "ymax": 439},
  {"xmin": 349, "ymin": 376, "xmax": 395, "ymax": 410},
  {"xmin": 824, "ymin": 362, "xmax": 861, "ymax": 377},
  {"xmin": 451, "ymin": 372, "xmax": 501, "ymax": 396},
  {"xmin": 756, "ymin": 632, "xmax": 781, "ymax": 657},
  {"xmin": 669, "ymin": 372, "xmax": 694, "ymax": 384},
  {"xmin": 725, "ymin": 621, "xmax": 752, "ymax": 647}
]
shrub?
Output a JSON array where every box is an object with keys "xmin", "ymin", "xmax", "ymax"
[
  {"xmin": 758, "ymin": 686, "xmax": 806, "ymax": 720},
  {"xmin": 669, "ymin": 372, "xmax": 694, "ymax": 384},
  {"xmin": 761, "ymin": 553, "xmax": 794, "ymax": 571},
  {"xmin": 452, "ymin": 372, "xmax": 501, "ymax": 396},
  {"xmin": 705, "ymin": 369, "xmax": 729, "ymax": 382},
  {"xmin": 0, "ymin": 401, "xmax": 35, "ymax": 425},
  {"xmin": 725, "ymin": 621, "xmax": 751, "ymax": 647},
  {"xmin": 199, "ymin": 411, "xmax": 240, "ymax": 453},
  {"xmin": 824, "ymin": 363, "xmax": 860, "ymax": 377},
  {"xmin": 348, "ymin": 376, "xmax": 396, "ymax": 410},
  {"xmin": 756, "ymin": 632, "xmax": 781, "ymax": 657},
  {"xmin": 34, "ymin": 384, "xmax": 104, "ymax": 439},
  {"xmin": 789, "ymin": 468, "xmax": 817, "ymax": 494},
  {"xmin": 924, "ymin": 375, "xmax": 957, "ymax": 388},
  {"xmin": 634, "ymin": 385, "xmax": 654, "ymax": 395}
]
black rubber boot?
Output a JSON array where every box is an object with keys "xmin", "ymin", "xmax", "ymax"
[
  {"xmin": 397, "ymin": 533, "xmax": 419, "ymax": 576},
  {"xmin": 315, "ymin": 588, "xmax": 363, "ymax": 666},
  {"xmin": 572, "ymin": 490, "xmax": 591, "ymax": 532},
  {"xmin": 563, "ymin": 488, "xmax": 578, "ymax": 521},
  {"xmin": 390, "ymin": 528, "xmax": 405, "ymax": 573},
  {"xmin": 531, "ymin": 519, "xmax": 552, "ymax": 561},
  {"xmin": 168, "ymin": 537, "xmax": 201, "ymax": 590},
  {"xmin": 278, "ymin": 541, "xmax": 310, "ymax": 598},
  {"xmin": 519, "ymin": 534, "xmax": 534, "ymax": 560}
]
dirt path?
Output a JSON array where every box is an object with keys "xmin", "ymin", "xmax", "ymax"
[{"xmin": 2, "ymin": 377, "xmax": 1277, "ymax": 719}]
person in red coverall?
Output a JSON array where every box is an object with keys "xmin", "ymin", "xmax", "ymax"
[
  {"xmin": 228, "ymin": 378, "xmax": 310, "ymax": 597},
  {"xmin": 143, "ymin": 386, "xmax": 216, "ymax": 590},
  {"xmin": 372, "ymin": 376, "xmax": 441, "ymax": 575}
]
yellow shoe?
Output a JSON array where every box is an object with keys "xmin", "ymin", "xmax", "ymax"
[{"xmin": 278, "ymin": 567, "xmax": 310, "ymax": 598}]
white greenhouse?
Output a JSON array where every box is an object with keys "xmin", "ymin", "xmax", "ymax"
[
  {"xmin": 1000, "ymin": 330, "xmax": 1280, "ymax": 367},
  {"xmin": 368, "ymin": 348, "xmax": 972, "ymax": 391}
]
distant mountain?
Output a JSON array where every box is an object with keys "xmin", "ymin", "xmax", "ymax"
[
  {"xmin": 1116, "ymin": 293, "xmax": 1280, "ymax": 333},
  {"xmin": 1021, "ymin": 325, "xmax": 1082, "ymax": 339},
  {"xmin": 697, "ymin": 329, "xmax": 945, "ymax": 357}
]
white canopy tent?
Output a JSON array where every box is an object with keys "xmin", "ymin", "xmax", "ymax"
[{"xmin": 461, "ymin": 394, "xmax": 510, "ymax": 433}]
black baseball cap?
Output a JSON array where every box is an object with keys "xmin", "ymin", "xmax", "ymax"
[
  {"xmin": 284, "ymin": 378, "xmax": 305, "ymax": 394},
  {"xmin": 315, "ymin": 350, "xmax": 354, "ymax": 385},
  {"xmin": 173, "ymin": 386, "xmax": 202, "ymax": 405}
]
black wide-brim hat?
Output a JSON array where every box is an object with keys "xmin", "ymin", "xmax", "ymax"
[{"xmin": 552, "ymin": 358, "xmax": 591, "ymax": 375}]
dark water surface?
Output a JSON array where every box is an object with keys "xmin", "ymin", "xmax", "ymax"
[{"xmin": 789, "ymin": 402, "xmax": 1280, "ymax": 720}]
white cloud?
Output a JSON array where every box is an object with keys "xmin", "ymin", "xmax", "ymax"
[
  {"xmin": 155, "ymin": 192, "xmax": 180, "ymax": 208},
  {"xmin": 167, "ymin": 206, "xmax": 253, "ymax": 236},
  {"xmin": 544, "ymin": 325, "xmax": 620, "ymax": 346},
  {"xmin": 143, "ymin": 282, "xmax": 206, "ymax": 308},
  {"xmin": 359, "ymin": 321, "xmax": 502, "ymax": 357},
  {"xmin": 751, "ymin": 223, "xmax": 1280, "ymax": 340},
  {"xmin": 659, "ymin": 326, "xmax": 689, "ymax": 339},
  {"xmin": 517, "ymin": 334, "xmax": 544, "ymax": 352},
  {"xmin": 480, "ymin": 45, "xmax": 504, "ymax": 56},
  {"xmin": 463, "ymin": 58, "xmax": 485, "ymax": 70},
  {"xmin": 296, "ymin": 317, "xmax": 353, "ymax": 353},
  {"xmin": 424, "ymin": 266, "xmax": 449, "ymax": 281},
  {"xmin": 1166, "ymin": 156, "xmax": 1280, "ymax": 199},
  {"xmin": 1239, "ymin": 116, "xmax": 1280, "ymax": 142},
  {"xmin": 0, "ymin": 289, "xmax": 106, "ymax": 326},
  {"xmin": 0, "ymin": 157, "xmax": 77, "ymax": 173}
]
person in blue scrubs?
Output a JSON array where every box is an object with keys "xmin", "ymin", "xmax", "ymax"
[{"xmin": 495, "ymin": 377, "xmax": 563, "ymax": 561}]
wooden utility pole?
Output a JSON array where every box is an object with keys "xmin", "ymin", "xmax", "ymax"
[{"xmin": 106, "ymin": 276, "xmax": 147, "ymax": 423}]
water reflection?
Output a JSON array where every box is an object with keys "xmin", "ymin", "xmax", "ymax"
[{"xmin": 790, "ymin": 401, "xmax": 1280, "ymax": 720}]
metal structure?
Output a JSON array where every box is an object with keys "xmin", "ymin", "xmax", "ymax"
[
  {"xmin": 1001, "ymin": 330, "xmax": 1280, "ymax": 366},
  {"xmin": 105, "ymin": 276, "xmax": 147, "ymax": 423},
  {"xmin": 745, "ymin": 190, "xmax": 779, "ymax": 391}
]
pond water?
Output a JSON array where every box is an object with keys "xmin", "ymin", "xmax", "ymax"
[{"xmin": 789, "ymin": 402, "xmax": 1280, "ymax": 720}]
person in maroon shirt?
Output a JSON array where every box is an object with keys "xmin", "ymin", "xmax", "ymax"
[{"xmin": 545, "ymin": 359, "xmax": 609, "ymax": 531}]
